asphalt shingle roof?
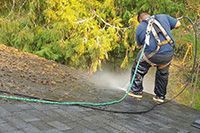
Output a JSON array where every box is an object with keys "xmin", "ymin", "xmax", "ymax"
[{"xmin": 0, "ymin": 95, "xmax": 199, "ymax": 133}]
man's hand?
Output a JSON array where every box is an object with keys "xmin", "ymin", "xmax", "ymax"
[
  {"xmin": 136, "ymin": 45, "xmax": 143, "ymax": 49},
  {"xmin": 175, "ymin": 20, "xmax": 181, "ymax": 28}
]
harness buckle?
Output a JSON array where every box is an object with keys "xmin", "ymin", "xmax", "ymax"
[{"xmin": 158, "ymin": 40, "xmax": 169, "ymax": 46}]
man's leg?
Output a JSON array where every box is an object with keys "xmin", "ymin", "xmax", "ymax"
[
  {"xmin": 149, "ymin": 51, "xmax": 173, "ymax": 102},
  {"xmin": 154, "ymin": 65, "xmax": 170, "ymax": 99},
  {"xmin": 130, "ymin": 60, "xmax": 151, "ymax": 93}
]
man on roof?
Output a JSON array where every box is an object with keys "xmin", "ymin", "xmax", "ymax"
[{"xmin": 129, "ymin": 12, "xmax": 181, "ymax": 103}]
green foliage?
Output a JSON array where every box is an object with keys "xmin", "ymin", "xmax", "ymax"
[
  {"xmin": 0, "ymin": 0, "xmax": 130, "ymax": 72},
  {"xmin": 0, "ymin": 0, "xmax": 199, "ymax": 72},
  {"xmin": 42, "ymin": 0, "xmax": 126, "ymax": 71},
  {"xmin": 194, "ymin": 91, "xmax": 200, "ymax": 110},
  {"xmin": 0, "ymin": 17, "xmax": 34, "ymax": 51},
  {"xmin": 134, "ymin": 0, "xmax": 184, "ymax": 15}
]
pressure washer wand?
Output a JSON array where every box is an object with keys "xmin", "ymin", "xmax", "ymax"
[{"xmin": 177, "ymin": 16, "xmax": 184, "ymax": 21}]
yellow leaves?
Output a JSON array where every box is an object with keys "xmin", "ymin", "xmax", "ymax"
[
  {"xmin": 46, "ymin": 0, "xmax": 56, "ymax": 8},
  {"xmin": 44, "ymin": 9, "xmax": 58, "ymax": 22},
  {"xmin": 120, "ymin": 45, "xmax": 136, "ymax": 69},
  {"xmin": 42, "ymin": 0, "xmax": 131, "ymax": 72},
  {"xmin": 45, "ymin": 0, "xmax": 78, "ymax": 23},
  {"xmin": 120, "ymin": 55, "xmax": 129, "ymax": 69},
  {"xmin": 87, "ymin": 38, "xmax": 96, "ymax": 51},
  {"xmin": 123, "ymin": 31, "xmax": 129, "ymax": 48},
  {"xmin": 129, "ymin": 15, "xmax": 139, "ymax": 30},
  {"xmin": 112, "ymin": 18, "xmax": 123, "ymax": 27},
  {"xmin": 71, "ymin": 54, "xmax": 79, "ymax": 62},
  {"xmin": 58, "ymin": 40, "xmax": 66, "ymax": 50},
  {"xmin": 90, "ymin": 60, "xmax": 98, "ymax": 73},
  {"xmin": 75, "ymin": 44, "xmax": 85, "ymax": 55},
  {"xmin": 104, "ymin": 0, "xmax": 115, "ymax": 9},
  {"xmin": 107, "ymin": 27, "xmax": 115, "ymax": 33},
  {"xmin": 61, "ymin": 6, "xmax": 77, "ymax": 22}
]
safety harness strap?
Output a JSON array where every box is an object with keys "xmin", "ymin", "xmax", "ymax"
[
  {"xmin": 146, "ymin": 45, "xmax": 160, "ymax": 58},
  {"xmin": 143, "ymin": 15, "xmax": 174, "ymax": 68},
  {"xmin": 143, "ymin": 54, "xmax": 156, "ymax": 66},
  {"xmin": 145, "ymin": 15, "xmax": 174, "ymax": 47},
  {"xmin": 153, "ymin": 19, "xmax": 174, "ymax": 45},
  {"xmin": 143, "ymin": 54, "xmax": 171, "ymax": 69},
  {"xmin": 145, "ymin": 18, "xmax": 154, "ymax": 46}
]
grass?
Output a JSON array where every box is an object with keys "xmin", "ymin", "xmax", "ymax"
[{"xmin": 168, "ymin": 58, "xmax": 200, "ymax": 110}]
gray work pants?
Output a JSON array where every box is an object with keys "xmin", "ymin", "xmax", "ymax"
[{"xmin": 130, "ymin": 51, "xmax": 174, "ymax": 98}]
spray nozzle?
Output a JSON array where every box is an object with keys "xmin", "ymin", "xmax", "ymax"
[{"xmin": 177, "ymin": 16, "xmax": 183, "ymax": 20}]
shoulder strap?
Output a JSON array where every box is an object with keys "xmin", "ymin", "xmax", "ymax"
[
  {"xmin": 144, "ymin": 17, "xmax": 154, "ymax": 46},
  {"xmin": 144, "ymin": 15, "xmax": 174, "ymax": 46},
  {"xmin": 153, "ymin": 18, "xmax": 174, "ymax": 44}
]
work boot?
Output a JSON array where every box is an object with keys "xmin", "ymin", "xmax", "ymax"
[
  {"xmin": 128, "ymin": 91, "xmax": 143, "ymax": 99},
  {"xmin": 153, "ymin": 96, "xmax": 165, "ymax": 103}
]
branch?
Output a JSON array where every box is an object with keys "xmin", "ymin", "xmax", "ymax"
[
  {"xmin": 94, "ymin": 13, "xmax": 131, "ymax": 30},
  {"xmin": 7, "ymin": 0, "xmax": 15, "ymax": 17},
  {"xmin": 75, "ymin": 16, "xmax": 95, "ymax": 24},
  {"xmin": 18, "ymin": 0, "xmax": 28, "ymax": 14},
  {"xmin": 75, "ymin": 12, "xmax": 131, "ymax": 30}
]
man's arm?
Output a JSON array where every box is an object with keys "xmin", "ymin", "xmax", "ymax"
[
  {"xmin": 167, "ymin": 15, "xmax": 181, "ymax": 29},
  {"xmin": 135, "ymin": 24, "xmax": 146, "ymax": 49}
]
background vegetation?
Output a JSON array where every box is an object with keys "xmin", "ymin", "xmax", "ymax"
[{"xmin": 0, "ymin": 0, "xmax": 199, "ymax": 109}]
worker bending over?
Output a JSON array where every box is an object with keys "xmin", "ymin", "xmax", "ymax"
[{"xmin": 129, "ymin": 12, "xmax": 181, "ymax": 103}]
